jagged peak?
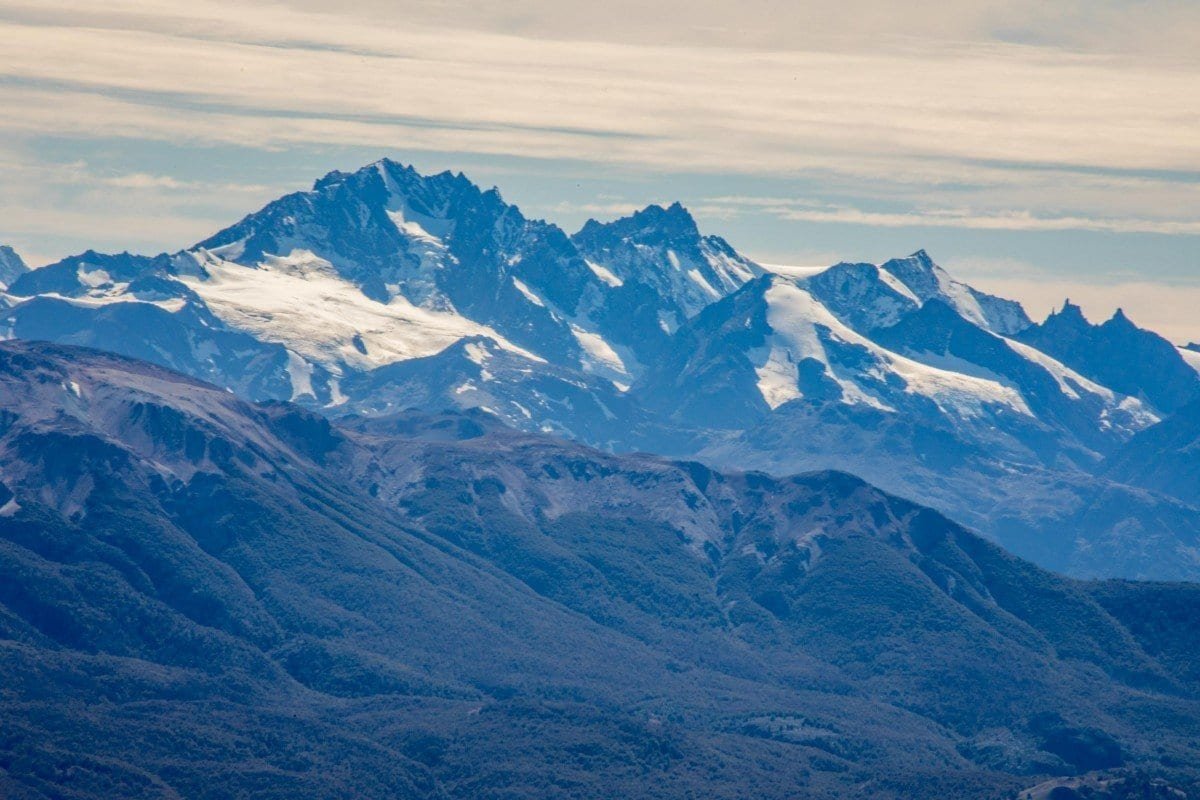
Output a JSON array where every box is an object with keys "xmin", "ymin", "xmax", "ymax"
[
  {"xmin": 312, "ymin": 168, "xmax": 352, "ymax": 191},
  {"xmin": 575, "ymin": 201, "xmax": 700, "ymax": 241},
  {"xmin": 0, "ymin": 244, "xmax": 26, "ymax": 264},
  {"xmin": 310, "ymin": 158, "xmax": 493, "ymax": 207},
  {"xmin": 886, "ymin": 248, "xmax": 936, "ymax": 269},
  {"xmin": 1048, "ymin": 299, "xmax": 1089, "ymax": 325},
  {"xmin": 635, "ymin": 200, "xmax": 698, "ymax": 232},
  {"xmin": 879, "ymin": 250, "xmax": 941, "ymax": 285}
]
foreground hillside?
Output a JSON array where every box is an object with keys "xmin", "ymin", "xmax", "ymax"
[{"xmin": 1, "ymin": 341, "xmax": 1198, "ymax": 799}]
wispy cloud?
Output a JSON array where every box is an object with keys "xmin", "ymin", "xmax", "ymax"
[
  {"xmin": 1, "ymin": 3, "xmax": 1198, "ymax": 178},
  {"xmin": 2, "ymin": 0, "xmax": 1196, "ymax": 252},
  {"xmin": 704, "ymin": 197, "xmax": 1200, "ymax": 235},
  {"xmin": 0, "ymin": 153, "xmax": 278, "ymax": 263}
]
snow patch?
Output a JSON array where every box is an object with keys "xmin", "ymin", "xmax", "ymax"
[
  {"xmin": 285, "ymin": 350, "xmax": 315, "ymax": 400},
  {"xmin": 585, "ymin": 259, "xmax": 623, "ymax": 287},
  {"xmin": 77, "ymin": 267, "xmax": 113, "ymax": 288},
  {"xmin": 1004, "ymin": 338, "xmax": 1122, "ymax": 402},
  {"xmin": 874, "ymin": 267, "xmax": 922, "ymax": 304},
  {"xmin": 327, "ymin": 377, "xmax": 348, "ymax": 406},
  {"xmin": 571, "ymin": 324, "xmax": 632, "ymax": 383},
  {"xmin": 511, "ymin": 277, "xmax": 545, "ymax": 307},
  {"xmin": 10, "ymin": 291, "xmax": 186, "ymax": 314},
  {"xmin": 687, "ymin": 268, "xmax": 721, "ymax": 299}
]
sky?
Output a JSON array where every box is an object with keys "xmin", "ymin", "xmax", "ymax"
[{"xmin": 0, "ymin": 0, "xmax": 1198, "ymax": 342}]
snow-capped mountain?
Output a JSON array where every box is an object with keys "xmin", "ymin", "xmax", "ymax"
[
  {"xmin": 634, "ymin": 273, "xmax": 1030, "ymax": 429},
  {"xmin": 800, "ymin": 251, "xmax": 1031, "ymax": 337},
  {"xmin": 194, "ymin": 160, "xmax": 598, "ymax": 372},
  {"xmin": 2, "ymin": 160, "xmax": 760, "ymax": 404},
  {"xmin": 190, "ymin": 160, "xmax": 762, "ymax": 386},
  {"xmin": 633, "ymin": 266, "xmax": 1155, "ymax": 460},
  {"xmin": 871, "ymin": 298, "xmax": 1157, "ymax": 453}
]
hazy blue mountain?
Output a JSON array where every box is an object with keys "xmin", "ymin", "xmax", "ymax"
[
  {"xmin": 2, "ymin": 340, "xmax": 1200, "ymax": 799},
  {"xmin": 629, "ymin": 273, "xmax": 1200, "ymax": 579},
  {"xmin": 0, "ymin": 245, "xmax": 27, "ymax": 288},
  {"xmin": 1017, "ymin": 301, "xmax": 1200, "ymax": 415}
]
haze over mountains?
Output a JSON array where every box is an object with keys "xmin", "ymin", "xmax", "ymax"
[{"xmin": 3, "ymin": 158, "xmax": 1198, "ymax": 581}]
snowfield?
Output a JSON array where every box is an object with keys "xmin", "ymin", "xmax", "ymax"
[{"xmin": 180, "ymin": 249, "xmax": 539, "ymax": 372}]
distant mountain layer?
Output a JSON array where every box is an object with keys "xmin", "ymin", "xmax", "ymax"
[
  {"xmin": 2, "ymin": 159, "xmax": 1199, "ymax": 582},
  {"xmin": 2, "ymin": 340, "xmax": 1199, "ymax": 800}
]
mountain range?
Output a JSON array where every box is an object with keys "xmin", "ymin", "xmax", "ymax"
[
  {"xmin": 3, "ymin": 158, "xmax": 1198, "ymax": 581},
  {"xmin": 4, "ymin": 158, "xmax": 1200, "ymax": 799},
  {"xmin": 2, "ymin": 340, "xmax": 1199, "ymax": 799}
]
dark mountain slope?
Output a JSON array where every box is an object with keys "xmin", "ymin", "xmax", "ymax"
[
  {"xmin": 1017, "ymin": 301, "xmax": 1200, "ymax": 415},
  {"xmin": 2, "ymin": 342, "xmax": 1199, "ymax": 799}
]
